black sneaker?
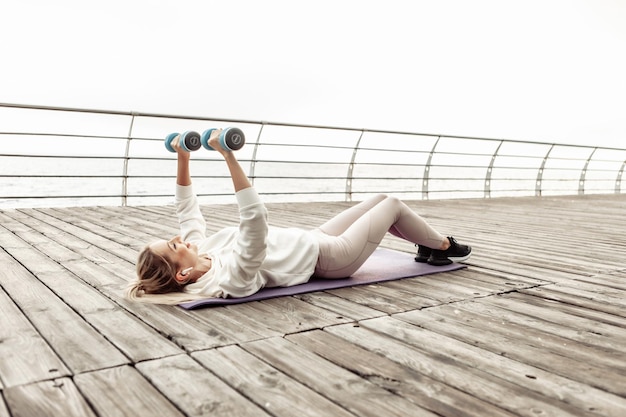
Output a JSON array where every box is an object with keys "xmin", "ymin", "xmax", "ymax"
[
  {"xmin": 427, "ymin": 236, "xmax": 472, "ymax": 266},
  {"xmin": 414, "ymin": 245, "xmax": 432, "ymax": 263}
]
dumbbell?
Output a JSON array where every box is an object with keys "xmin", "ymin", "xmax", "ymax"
[
  {"xmin": 164, "ymin": 131, "xmax": 202, "ymax": 152},
  {"xmin": 201, "ymin": 127, "xmax": 245, "ymax": 151}
]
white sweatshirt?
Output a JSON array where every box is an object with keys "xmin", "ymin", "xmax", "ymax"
[{"xmin": 177, "ymin": 184, "xmax": 320, "ymax": 298}]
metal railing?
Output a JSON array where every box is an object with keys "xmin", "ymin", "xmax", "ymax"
[{"xmin": 1, "ymin": 102, "xmax": 625, "ymax": 208}]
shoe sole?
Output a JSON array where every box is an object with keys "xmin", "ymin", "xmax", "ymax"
[
  {"xmin": 449, "ymin": 253, "xmax": 472, "ymax": 263},
  {"xmin": 427, "ymin": 258, "xmax": 453, "ymax": 266},
  {"xmin": 427, "ymin": 252, "xmax": 472, "ymax": 266}
]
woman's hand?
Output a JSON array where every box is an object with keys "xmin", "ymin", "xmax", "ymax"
[
  {"xmin": 170, "ymin": 134, "xmax": 192, "ymax": 186},
  {"xmin": 207, "ymin": 129, "xmax": 230, "ymax": 157},
  {"xmin": 170, "ymin": 134, "xmax": 191, "ymax": 163}
]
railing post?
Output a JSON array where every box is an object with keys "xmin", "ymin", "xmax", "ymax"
[
  {"xmin": 248, "ymin": 123, "xmax": 265, "ymax": 186},
  {"xmin": 121, "ymin": 113, "xmax": 137, "ymax": 206},
  {"xmin": 616, "ymin": 158, "xmax": 625, "ymax": 194},
  {"xmin": 345, "ymin": 129, "xmax": 365, "ymax": 202},
  {"xmin": 485, "ymin": 140, "xmax": 503, "ymax": 198},
  {"xmin": 579, "ymin": 147, "xmax": 597, "ymax": 195},
  {"xmin": 422, "ymin": 136, "xmax": 440, "ymax": 200},
  {"xmin": 536, "ymin": 144, "xmax": 554, "ymax": 196}
]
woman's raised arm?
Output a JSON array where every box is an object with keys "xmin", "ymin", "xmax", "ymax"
[
  {"xmin": 207, "ymin": 129, "xmax": 251, "ymax": 192},
  {"xmin": 168, "ymin": 133, "xmax": 192, "ymax": 186}
]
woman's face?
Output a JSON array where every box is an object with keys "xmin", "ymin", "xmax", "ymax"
[{"xmin": 150, "ymin": 236, "xmax": 199, "ymax": 272}]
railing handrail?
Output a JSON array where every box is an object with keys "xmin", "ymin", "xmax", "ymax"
[
  {"xmin": 1, "ymin": 102, "xmax": 624, "ymax": 208},
  {"xmin": 4, "ymin": 101, "xmax": 626, "ymax": 151}
]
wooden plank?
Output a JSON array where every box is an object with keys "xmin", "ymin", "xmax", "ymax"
[
  {"xmin": 431, "ymin": 270, "xmax": 536, "ymax": 294},
  {"xmin": 395, "ymin": 306, "xmax": 626, "ymax": 396},
  {"xmin": 286, "ymin": 329, "xmax": 518, "ymax": 417},
  {"xmin": 327, "ymin": 283, "xmax": 440, "ymax": 313},
  {"xmin": 465, "ymin": 256, "xmax": 579, "ymax": 284},
  {"xmin": 14, "ymin": 208, "xmax": 137, "ymax": 264},
  {"xmin": 186, "ymin": 307, "xmax": 282, "ymax": 345},
  {"xmin": 136, "ymin": 354, "xmax": 271, "ymax": 417},
  {"xmin": 6, "ymin": 244, "xmax": 183, "ymax": 363},
  {"xmin": 545, "ymin": 280, "xmax": 626, "ymax": 308},
  {"xmin": 242, "ymin": 336, "xmax": 439, "ymax": 417},
  {"xmin": 192, "ymin": 346, "xmax": 356, "ymax": 417},
  {"xmin": 113, "ymin": 294, "xmax": 243, "ymax": 352},
  {"xmin": 0, "ymin": 285, "xmax": 70, "ymax": 388},
  {"xmin": 85, "ymin": 204, "xmax": 224, "ymax": 246},
  {"xmin": 0, "ymin": 214, "xmax": 31, "ymax": 249},
  {"xmin": 0, "ymin": 395, "xmax": 9, "ymax": 417},
  {"xmin": 451, "ymin": 300, "xmax": 626, "ymax": 364},
  {"xmin": 574, "ymin": 270, "xmax": 626, "ymax": 291},
  {"xmin": 356, "ymin": 316, "xmax": 626, "ymax": 417},
  {"xmin": 294, "ymin": 291, "xmax": 388, "ymax": 321},
  {"xmin": 44, "ymin": 207, "xmax": 154, "ymax": 249},
  {"xmin": 480, "ymin": 293, "xmax": 626, "ymax": 347},
  {"xmin": 74, "ymin": 365, "xmax": 185, "ymax": 417},
  {"xmin": 326, "ymin": 322, "xmax": 603, "ymax": 417},
  {"xmin": 221, "ymin": 296, "xmax": 353, "ymax": 335},
  {"xmin": 385, "ymin": 275, "xmax": 495, "ymax": 301},
  {"xmin": 498, "ymin": 290, "xmax": 626, "ymax": 329},
  {"xmin": 520, "ymin": 286, "xmax": 625, "ymax": 317},
  {"xmin": 386, "ymin": 274, "xmax": 497, "ymax": 305},
  {"xmin": 463, "ymin": 265, "xmax": 551, "ymax": 287},
  {"xmin": 4, "ymin": 378, "xmax": 96, "ymax": 417},
  {"xmin": 0, "ymin": 248, "xmax": 129, "ymax": 373},
  {"xmin": 386, "ymin": 271, "xmax": 491, "ymax": 307}
]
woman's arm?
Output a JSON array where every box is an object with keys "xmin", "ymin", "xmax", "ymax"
[
  {"xmin": 169, "ymin": 134, "xmax": 206, "ymax": 242},
  {"xmin": 207, "ymin": 129, "xmax": 251, "ymax": 192},
  {"xmin": 171, "ymin": 135, "xmax": 192, "ymax": 186},
  {"xmin": 207, "ymin": 130, "xmax": 268, "ymax": 296}
]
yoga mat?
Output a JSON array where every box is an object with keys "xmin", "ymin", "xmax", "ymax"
[{"xmin": 179, "ymin": 248, "xmax": 465, "ymax": 309}]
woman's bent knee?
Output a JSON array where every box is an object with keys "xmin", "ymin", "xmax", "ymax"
[
  {"xmin": 372, "ymin": 193, "xmax": 389, "ymax": 202},
  {"xmin": 380, "ymin": 195, "xmax": 403, "ymax": 209}
]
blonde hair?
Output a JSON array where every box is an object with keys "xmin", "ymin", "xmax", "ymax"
[{"xmin": 125, "ymin": 246, "xmax": 204, "ymax": 305}]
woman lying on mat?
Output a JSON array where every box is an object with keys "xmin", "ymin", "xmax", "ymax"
[{"xmin": 126, "ymin": 129, "xmax": 471, "ymax": 304}]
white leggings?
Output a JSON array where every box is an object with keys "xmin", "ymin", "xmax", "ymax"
[{"xmin": 313, "ymin": 194, "xmax": 446, "ymax": 278}]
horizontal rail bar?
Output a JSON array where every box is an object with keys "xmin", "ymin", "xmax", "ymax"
[{"xmin": 4, "ymin": 101, "xmax": 626, "ymax": 151}]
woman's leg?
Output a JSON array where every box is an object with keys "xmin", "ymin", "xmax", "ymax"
[
  {"xmin": 314, "ymin": 196, "xmax": 446, "ymax": 278},
  {"xmin": 318, "ymin": 193, "xmax": 417, "ymax": 241},
  {"xmin": 317, "ymin": 194, "xmax": 387, "ymax": 236}
]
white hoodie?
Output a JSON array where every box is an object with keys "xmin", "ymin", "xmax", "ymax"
[{"xmin": 177, "ymin": 184, "xmax": 319, "ymax": 298}]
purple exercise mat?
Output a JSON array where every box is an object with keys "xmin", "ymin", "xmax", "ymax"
[{"xmin": 179, "ymin": 248, "xmax": 465, "ymax": 309}]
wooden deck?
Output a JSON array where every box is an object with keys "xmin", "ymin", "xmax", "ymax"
[{"xmin": 0, "ymin": 194, "xmax": 625, "ymax": 417}]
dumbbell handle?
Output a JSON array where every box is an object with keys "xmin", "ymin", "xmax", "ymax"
[{"xmin": 201, "ymin": 127, "xmax": 245, "ymax": 151}]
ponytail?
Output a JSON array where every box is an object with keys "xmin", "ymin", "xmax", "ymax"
[
  {"xmin": 126, "ymin": 245, "xmax": 204, "ymax": 305},
  {"xmin": 124, "ymin": 280, "xmax": 203, "ymax": 305}
]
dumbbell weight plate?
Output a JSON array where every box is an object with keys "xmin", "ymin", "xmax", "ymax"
[
  {"xmin": 180, "ymin": 131, "xmax": 202, "ymax": 152},
  {"xmin": 165, "ymin": 133, "xmax": 180, "ymax": 152},
  {"xmin": 221, "ymin": 127, "xmax": 245, "ymax": 151}
]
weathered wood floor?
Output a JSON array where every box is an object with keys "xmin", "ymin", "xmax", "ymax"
[{"xmin": 0, "ymin": 194, "xmax": 624, "ymax": 417}]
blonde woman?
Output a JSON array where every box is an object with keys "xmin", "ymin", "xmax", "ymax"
[{"xmin": 126, "ymin": 129, "xmax": 471, "ymax": 304}]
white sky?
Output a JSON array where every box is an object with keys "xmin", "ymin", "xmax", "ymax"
[{"xmin": 1, "ymin": 0, "xmax": 625, "ymax": 147}]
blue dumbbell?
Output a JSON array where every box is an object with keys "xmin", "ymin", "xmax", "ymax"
[
  {"xmin": 164, "ymin": 131, "xmax": 202, "ymax": 152},
  {"xmin": 201, "ymin": 127, "xmax": 245, "ymax": 151}
]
